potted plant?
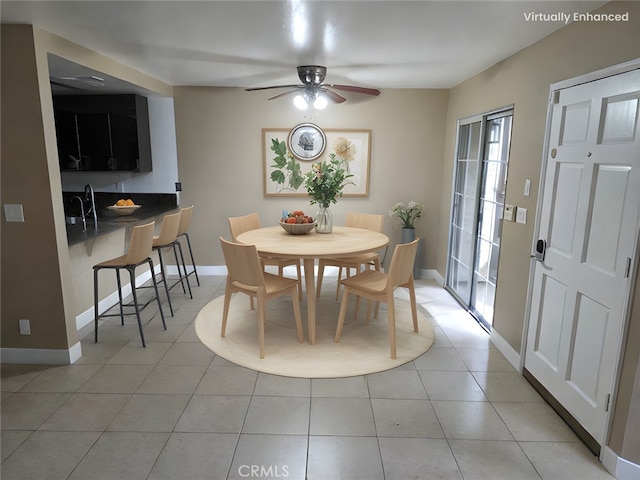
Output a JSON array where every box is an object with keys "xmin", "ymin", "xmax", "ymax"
[
  {"xmin": 389, "ymin": 201, "xmax": 424, "ymax": 243},
  {"xmin": 304, "ymin": 150, "xmax": 353, "ymax": 233}
]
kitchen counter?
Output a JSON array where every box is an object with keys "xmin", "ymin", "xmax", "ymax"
[{"xmin": 65, "ymin": 204, "xmax": 180, "ymax": 246}]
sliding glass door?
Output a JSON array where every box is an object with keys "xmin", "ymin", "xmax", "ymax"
[{"xmin": 446, "ymin": 109, "xmax": 512, "ymax": 330}]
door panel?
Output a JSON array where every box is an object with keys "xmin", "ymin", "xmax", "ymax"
[{"xmin": 525, "ymin": 68, "xmax": 640, "ymax": 447}]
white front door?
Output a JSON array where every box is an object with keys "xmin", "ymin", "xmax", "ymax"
[{"xmin": 525, "ymin": 67, "xmax": 640, "ymax": 447}]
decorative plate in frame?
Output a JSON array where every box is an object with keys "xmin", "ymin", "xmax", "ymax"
[{"xmin": 288, "ymin": 123, "xmax": 326, "ymax": 161}]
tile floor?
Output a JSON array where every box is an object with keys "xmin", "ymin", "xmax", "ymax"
[{"xmin": 0, "ymin": 276, "xmax": 615, "ymax": 480}]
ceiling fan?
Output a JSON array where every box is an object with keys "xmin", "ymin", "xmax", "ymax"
[{"xmin": 245, "ymin": 65, "xmax": 380, "ymax": 108}]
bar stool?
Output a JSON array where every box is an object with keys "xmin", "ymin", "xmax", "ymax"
[
  {"xmin": 93, "ymin": 221, "xmax": 166, "ymax": 347},
  {"xmin": 153, "ymin": 211, "xmax": 190, "ymax": 316},
  {"xmin": 173, "ymin": 205, "xmax": 200, "ymax": 287}
]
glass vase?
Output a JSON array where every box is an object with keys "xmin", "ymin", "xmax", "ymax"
[{"xmin": 315, "ymin": 204, "xmax": 333, "ymax": 234}]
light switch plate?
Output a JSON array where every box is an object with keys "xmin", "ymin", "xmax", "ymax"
[
  {"xmin": 4, "ymin": 204, "xmax": 25, "ymax": 222},
  {"xmin": 504, "ymin": 205, "xmax": 515, "ymax": 222},
  {"xmin": 516, "ymin": 207, "xmax": 527, "ymax": 224}
]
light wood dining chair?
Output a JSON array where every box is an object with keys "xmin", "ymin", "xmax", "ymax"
[
  {"xmin": 93, "ymin": 221, "xmax": 166, "ymax": 347},
  {"xmin": 228, "ymin": 212, "xmax": 303, "ymax": 301},
  {"xmin": 219, "ymin": 237, "xmax": 304, "ymax": 358},
  {"xmin": 316, "ymin": 211, "xmax": 385, "ymax": 301},
  {"xmin": 334, "ymin": 238, "xmax": 420, "ymax": 359}
]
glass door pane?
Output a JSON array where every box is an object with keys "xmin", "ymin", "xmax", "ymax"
[
  {"xmin": 471, "ymin": 115, "xmax": 511, "ymax": 328},
  {"xmin": 446, "ymin": 119, "xmax": 482, "ymax": 305},
  {"xmin": 446, "ymin": 110, "xmax": 512, "ymax": 331}
]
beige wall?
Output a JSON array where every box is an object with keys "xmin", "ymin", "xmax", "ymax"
[{"xmin": 172, "ymin": 87, "xmax": 449, "ymax": 271}]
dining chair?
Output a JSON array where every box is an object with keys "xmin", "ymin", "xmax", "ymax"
[
  {"xmin": 173, "ymin": 205, "xmax": 200, "ymax": 287},
  {"xmin": 152, "ymin": 211, "xmax": 189, "ymax": 316},
  {"xmin": 93, "ymin": 221, "xmax": 166, "ymax": 347},
  {"xmin": 316, "ymin": 211, "xmax": 385, "ymax": 302},
  {"xmin": 219, "ymin": 237, "xmax": 304, "ymax": 358},
  {"xmin": 334, "ymin": 238, "xmax": 420, "ymax": 359},
  {"xmin": 228, "ymin": 212, "xmax": 303, "ymax": 301}
]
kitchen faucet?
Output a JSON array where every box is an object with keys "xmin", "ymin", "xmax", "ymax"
[
  {"xmin": 71, "ymin": 195, "xmax": 86, "ymax": 232},
  {"xmin": 84, "ymin": 184, "xmax": 98, "ymax": 231}
]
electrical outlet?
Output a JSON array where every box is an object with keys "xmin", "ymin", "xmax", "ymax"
[
  {"xmin": 175, "ymin": 182, "xmax": 182, "ymax": 192},
  {"xmin": 504, "ymin": 205, "xmax": 515, "ymax": 222},
  {"xmin": 19, "ymin": 319, "xmax": 31, "ymax": 335}
]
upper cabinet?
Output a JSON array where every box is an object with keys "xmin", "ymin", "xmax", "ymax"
[{"xmin": 53, "ymin": 94, "xmax": 152, "ymax": 172}]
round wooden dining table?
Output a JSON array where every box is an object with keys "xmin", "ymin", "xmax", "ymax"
[{"xmin": 236, "ymin": 225, "xmax": 389, "ymax": 345}]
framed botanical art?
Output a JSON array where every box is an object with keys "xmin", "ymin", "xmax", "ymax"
[{"xmin": 263, "ymin": 127, "xmax": 371, "ymax": 197}]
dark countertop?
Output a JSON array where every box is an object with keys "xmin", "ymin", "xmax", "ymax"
[{"xmin": 66, "ymin": 205, "xmax": 180, "ymax": 246}]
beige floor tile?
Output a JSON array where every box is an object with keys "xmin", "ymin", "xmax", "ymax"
[
  {"xmin": 1, "ymin": 392, "xmax": 71, "ymax": 430},
  {"xmin": 106, "ymin": 341, "xmax": 172, "ymax": 364},
  {"xmin": 77, "ymin": 364, "xmax": 154, "ymax": 393},
  {"xmin": 371, "ymin": 398, "xmax": 444, "ymax": 438},
  {"xmin": 431, "ymin": 400, "xmax": 514, "ymax": 440},
  {"xmin": 307, "ymin": 436, "xmax": 384, "ymax": 480},
  {"xmin": 228, "ymin": 434, "xmax": 308, "ymax": 480},
  {"xmin": 418, "ymin": 370, "xmax": 488, "ymax": 401},
  {"xmin": 0, "ymin": 430, "xmax": 32, "ymax": 461},
  {"xmin": 135, "ymin": 364, "xmax": 206, "ymax": 394},
  {"xmin": 0, "ymin": 431, "xmax": 100, "ymax": 480},
  {"xmin": 519, "ymin": 441, "xmax": 616, "ymax": 480},
  {"xmin": 174, "ymin": 394, "xmax": 251, "ymax": 433},
  {"xmin": 67, "ymin": 431, "xmax": 169, "ymax": 480},
  {"xmin": 493, "ymin": 402, "xmax": 580, "ymax": 441},
  {"xmin": 413, "ymin": 347, "xmax": 468, "ymax": 371},
  {"xmin": 107, "ymin": 393, "xmax": 190, "ymax": 432},
  {"xmin": 367, "ymin": 370, "xmax": 428, "ymax": 399},
  {"xmin": 39, "ymin": 393, "xmax": 130, "ymax": 431},
  {"xmin": 456, "ymin": 346, "xmax": 518, "ymax": 372},
  {"xmin": 379, "ymin": 437, "xmax": 463, "ymax": 480},
  {"xmin": 19, "ymin": 364, "xmax": 101, "ymax": 393},
  {"xmin": 74, "ymin": 340, "xmax": 127, "ymax": 365},
  {"xmin": 472, "ymin": 371, "xmax": 545, "ymax": 403},
  {"xmin": 254, "ymin": 373, "xmax": 311, "ymax": 396},
  {"xmin": 195, "ymin": 365, "xmax": 258, "ymax": 395},
  {"xmin": 148, "ymin": 432, "xmax": 237, "ymax": 480},
  {"xmin": 157, "ymin": 341, "xmax": 215, "ymax": 365},
  {"xmin": 0, "ymin": 365, "xmax": 49, "ymax": 392},
  {"xmin": 242, "ymin": 395, "xmax": 310, "ymax": 435},
  {"xmin": 311, "ymin": 376, "xmax": 369, "ymax": 397},
  {"xmin": 310, "ymin": 397, "xmax": 376, "ymax": 436},
  {"xmin": 449, "ymin": 439, "xmax": 542, "ymax": 480}
]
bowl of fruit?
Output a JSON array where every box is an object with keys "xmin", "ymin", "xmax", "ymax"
[
  {"xmin": 107, "ymin": 198, "xmax": 142, "ymax": 216},
  {"xmin": 279, "ymin": 211, "xmax": 316, "ymax": 234}
]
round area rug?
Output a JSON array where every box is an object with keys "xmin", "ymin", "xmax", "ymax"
[{"xmin": 195, "ymin": 287, "xmax": 435, "ymax": 378}]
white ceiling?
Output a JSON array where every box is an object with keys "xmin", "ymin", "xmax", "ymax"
[{"xmin": 1, "ymin": 0, "xmax": 608, "ymax": 94}]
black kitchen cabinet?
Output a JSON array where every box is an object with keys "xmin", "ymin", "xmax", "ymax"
[{"xmin": 53, "ymin": 94, "xmax": 152, "ymax": 172}]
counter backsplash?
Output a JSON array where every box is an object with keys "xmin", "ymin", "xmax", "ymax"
[{"xmin": 62, "ymin": 192, "xmax": 177, "ymax": 218}]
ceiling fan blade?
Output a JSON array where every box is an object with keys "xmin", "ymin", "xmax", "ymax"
[
  {"xmin": 245, "ymin": 85, "xmax": 301, "ymax": 92},
  {"xmin": 320, "ymin": 88, "xmax": 347, "ymax": 104},
  {"xmin": 267, "ymin": 89, "xmax": 303, "ymax": 100},
  {"xmin": 327, "ymin": 84, "xmax": 380, "ymax": 96}
]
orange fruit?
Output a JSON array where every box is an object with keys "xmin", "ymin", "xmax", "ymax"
[
  {"xmin": 116, "ymin": 199, "xmax": 126, "ymax": 206},
  {"xmin": 125, "ymin": 199, "xmax": 135, "ymax": 206}
]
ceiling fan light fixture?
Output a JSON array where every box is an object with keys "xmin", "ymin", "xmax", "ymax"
[
  {"xmin": 293, "ymin": 94, "xmax": 308, "ymax": 110},
  {"xmin": 313, "ymin": 95, "xmax": 327, "ymax": 109}
]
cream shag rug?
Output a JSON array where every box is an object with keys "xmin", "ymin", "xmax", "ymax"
[{"xmin": 195, "ymin": 285, "xmax": 435, "ymax": 378}]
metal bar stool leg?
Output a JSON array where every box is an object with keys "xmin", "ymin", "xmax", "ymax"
[
  {"xmin": 128, "ymin": 266, "xmax": 146, "ymax": 347},
  {"xmin": 148, "ymin": 258, "xmax": 167, "ymax": 330},
  {"xmin": 183, "ymin": 233, "xmax": 200, "ymax": 286},
  {"xmin": 171, "ymin": 242, "xmax": 188, "ymax": 295},
  {"xmin": 94, "ymin": 268, "xmax": 100, "ymax": 343},
  {"xmin": 155, "ymin": 246, "xmax": 174, "ymax": 316},
  {"xmin": 115, "ymin": 269, "xmax": 124, "ymax": 325},
  {"xmin": 174, "ymin": 241, "xmax": 192, "ymax": 299}
]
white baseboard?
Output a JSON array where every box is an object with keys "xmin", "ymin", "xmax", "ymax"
[
  {"xmin": 602, "ymin": 446, "xmax": 640, "ymax": 480},
  {"xmin": 0, "ymin": 341, "xmax": 82, "ymax": 365},
  {"xmin": 489, "ymin": 328, "xmax": 521, "ymax": 372}
]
